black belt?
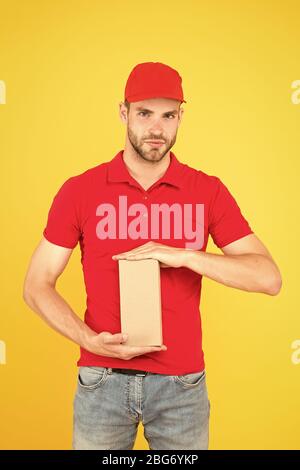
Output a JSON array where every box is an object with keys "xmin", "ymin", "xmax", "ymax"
[{"xmin": 112, "ymin": 368, "xmax": 152, "ymax": 376}]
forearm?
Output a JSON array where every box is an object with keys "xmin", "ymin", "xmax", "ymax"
[
  {"xmin": 23, "ymin": 284, "xmax": 97, "ymax": 350},
  {"xmin": 184, "ymin": 250, "xmax": 282, "ymax": 295}
]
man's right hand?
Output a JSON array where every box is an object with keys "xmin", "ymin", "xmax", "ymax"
[{"xmin": 86, "ymin": 331, "xmax": 167, "ymax": 360}]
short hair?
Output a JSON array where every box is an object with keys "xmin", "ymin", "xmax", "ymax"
[
  {"xmin": 123, "ymin": 98, "xmax": 182, "ymax": 113},
  {"xmin": 124, "ymin": 99, "xmax": 130, "ymax": 111}
]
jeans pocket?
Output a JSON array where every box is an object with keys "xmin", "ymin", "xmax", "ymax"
[
  {"xmin": 78, "ymin": 366, "xmax": 109, "ymax": 390},
  {"xmin": 173, "ymin": 369, "xmax": 206, "ymax": 388}
]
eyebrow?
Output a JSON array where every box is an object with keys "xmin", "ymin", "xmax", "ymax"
[{"xmin": 135, "ymin": 107, "xmax": 178, "ymax": 115}]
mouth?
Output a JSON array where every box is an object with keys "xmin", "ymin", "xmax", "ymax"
[{"xmin": 144, "ymin": 140, "xmax": 165, "ymax": 148}]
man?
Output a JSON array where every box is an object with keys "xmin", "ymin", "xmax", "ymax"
[{"xmin": 23, "ymin": 62, "xmax": 282, "ymax": 450}]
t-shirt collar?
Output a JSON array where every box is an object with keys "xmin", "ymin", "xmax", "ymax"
[{"xmin": 107, "ymin": 149, "xmax": 183, "ymax": 189}]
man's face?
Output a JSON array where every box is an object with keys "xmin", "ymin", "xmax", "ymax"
[{"xmin": 121, "ymin": 97, "xmax": 184, "ymax": 163}]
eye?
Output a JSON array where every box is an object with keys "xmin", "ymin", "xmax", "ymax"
[
  {"xmin": 138, "ymin": 111, "xmax": 149, "ymax": 117},
  {"xmin": 165, "ymin": 114, "xmax": 175, "ymax": 119}
]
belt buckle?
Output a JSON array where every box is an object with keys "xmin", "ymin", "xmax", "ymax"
[{"xmin": 127, "ymin": 369, "xmax": 147, "ymax": 376}]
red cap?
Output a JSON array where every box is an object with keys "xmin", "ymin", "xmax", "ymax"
[{"xmin": 124, "ymin": 62, "xmax": 187, "ymax": 104}]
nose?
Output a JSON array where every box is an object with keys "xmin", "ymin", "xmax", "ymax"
[
  {"xmin": 147, "ymin": 126, "xmax": 164, "ymax": 139},
  {"xmin": 148, "ymin": 117, "xmax": 165, "ymax": 133}
]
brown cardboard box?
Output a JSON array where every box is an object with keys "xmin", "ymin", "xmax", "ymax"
[{"xmin": 118, "ymin": 259, "xmax": 163, "ymax": 347}]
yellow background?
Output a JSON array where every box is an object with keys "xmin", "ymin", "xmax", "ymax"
[{"xmin": 0, "ymin": 0, "xmax": 299, "ymax": 450}]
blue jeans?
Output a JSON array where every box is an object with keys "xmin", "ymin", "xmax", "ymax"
[{"xmin": 72, "ymin": 366, "xmax": 210, "ymax": 450}]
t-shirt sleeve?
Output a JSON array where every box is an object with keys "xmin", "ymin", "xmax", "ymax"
[
  {"xmin": 43, "ymin": 177, "xmax": 81, "ymax": 249},
  {"xmin": 208, "ymin": 176, "xmax": 254, "ymax": 249}
]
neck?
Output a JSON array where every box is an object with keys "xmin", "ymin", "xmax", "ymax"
[{"xmin": 122, "ymin": 145, "xmax": 171, "ymax": 184}]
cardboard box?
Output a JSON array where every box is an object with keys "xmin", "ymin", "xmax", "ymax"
[{"xmin": 118, "ymin": 259, "xmax": 163, "ymax": 347}]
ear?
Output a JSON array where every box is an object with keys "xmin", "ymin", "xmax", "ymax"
[
  {"xmin": 119, "ymin": 102, "xmax": 128, "ymax": 124},
  {"xmin": 178, "ymin": 107, "xmax": 184, "ymax": 125}
]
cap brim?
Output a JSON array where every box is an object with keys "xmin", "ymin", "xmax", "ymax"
[{"xmin": 126, "ymin": 92, "xmax": 186, "ymax": 104}]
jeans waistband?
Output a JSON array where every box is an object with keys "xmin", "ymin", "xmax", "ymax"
[{"xmin": 111, "ymin": 368, "xmax": 153, "ymax": 376}]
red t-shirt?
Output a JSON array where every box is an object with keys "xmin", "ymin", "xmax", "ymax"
[{"xmin": 43, "ymin": 150, "xmax": 253, "ymax": 375}]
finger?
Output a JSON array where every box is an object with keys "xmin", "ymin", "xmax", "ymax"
[
  {"xmin": 107, "ymin": 344, "xmax": 167, "ymax": 355},
  {"xmin": 123, "ymin": 248, "xmax": 156, "ymax": 258},
  {"xmin": 112, "ymin": 244, "xmax": 150, "ymax": 258},
  {"xmin": 112, "ymin": 249, "xmax": 151, "ymax": 259},
  {"xmin": 135, "ymin": 346, "xmax": 167, "ymax": 354},
  {"xmin": 125, "ymin": 252, "xmax": 157, "ymax": 261},
  {"xmin": 103, "ymin": 333, "xmax": 127, "ymax": 345},
  {"xmin": 124, "ymin": 345, "xmax": 167, "ymax": 354},
  {"xmin": 123, "ymin": 243, "xmax": 156, "ymax": 255},
  {"xmin": 112, "ymin": 242, "xmax": 157, "ymax": 259}
]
